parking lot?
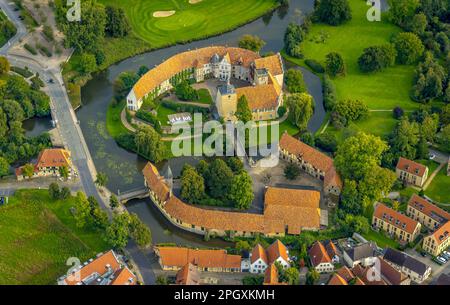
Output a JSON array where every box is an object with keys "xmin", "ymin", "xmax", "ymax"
[{"xmin": 405, "ymin": 248, "xmax": 450, "ymax": 283}]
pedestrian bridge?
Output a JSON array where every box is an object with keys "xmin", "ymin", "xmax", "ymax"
[{"xmin": 117, "ymin": 187, "xmax": 149, "ymax": 203}]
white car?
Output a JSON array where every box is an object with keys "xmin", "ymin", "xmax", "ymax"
[
  {"xmin": 429, "ymin": 154, "xmax": 436, "ymax": 160},
  {"xmin": 436, "ymin": 257, "xmax": 446, "ymax": 264}
]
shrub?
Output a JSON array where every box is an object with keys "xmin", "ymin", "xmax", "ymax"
[
  {"xmin": 277, "ymin": 105, "xmax": 287, "ymax": 117},
  {"xmin": 43, "ymin": 24, "xmax": 54, "ymax": 41},
  {"xmin": 393, "ymin": 106, "xmax": 404, "ymax": 119},
  {"xmin": 392, "ymin": 32, "xmax": 424, "ymax": 64},
  {"xmin": 323, "ymin": 75, "xmax": 337, "ymax": 111},
  {"xmin": 358, "ymin": 44, "xmax": 397, "ymax": 72},
  {"xmin": 305, "ymin": 59, "xmax": 325, "ymax": 73},
  {"xmin": 10, "ymin": 66, "xmax": 33, "ymax": 78},
  {"xmin": 314, "ymin": 0, "xmax": 352, "ymax": 25},
  {"xmin": 24, "ymin": 43, "xmax": 37, "ymax": 55},
  {"xmin": 315, "ymin": 132, "xmax": 338, "ymax": 153},
  {"xmin": 135, "ymin": 109, "xmax": 162, "ymax": 133},
  {"xmin": 36, "ymin": 44, "xmax": 52, "ymax": 57}
]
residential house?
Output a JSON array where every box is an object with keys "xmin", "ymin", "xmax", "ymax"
[
  {"xmin": 250, "ymin": 240, "xmax": 290, "ymax": 274},
  {"xmin": 327, "ymin": 273, "xmax": 348, "ymax": 285},
  {"xmin": 323, "ymin": 240, "xmax": 340, "ymax": 264},
  {"xmin": 16, "ymin": 148, "xmax": 75, "ymax": 181},
  {"xmin": 372, "ymin": 203, "xmax": 421, "ymax": 243},
  {"xmin": 309, "ymin": 241, "xmax": 334, "ymax": 273},
  {"xmin": 422, "ymin": 220, "xmax": 450, "ymax": 256},
  {"xmin": 383, "ymin": 248, "xmax": 431, "ymax": 283},
  {"xmin": 406, "ymin": 194, "xmax": 450, "ymax": 230},
  {"xmin": 279, "ymin": 132, "xmax": 342, "ymax": 196},
  {"xmin": 378, "ymin": 257, "xmax": 411, "ymax": 285},
  {"xmin": 342, "ymin": 242, "xmax": 378, "ymax": 268},
  {"xmin": 263, "ymin": 264, "xmax": 287, "ymax": 285},
  {"xmin": 176, "ymin": 263, "xmax": 200, "ymax": 285},
  {"xmin": 395, "ymin": 157, "xmax": 429, "ymax": 187},
  {"xmin": 334, "ymin": 266, "xmax": 365, "ymax": 285},
  {"xmin": 154, "ymin": 246, "xmax": 241, "ymax": 273},
  {"xmin": 57, "ymin": 250, "xmax": 136, "ymax": 285}
]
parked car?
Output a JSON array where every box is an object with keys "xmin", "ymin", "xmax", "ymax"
[
  {"xmin": 441, "ymin": 252, "xmax": 450, "ymax": 260},
  {"xmin": 434, "ymin": 257, "xmax": 445, "ymax": 265},
  {"xmin": 429, "ymin": 153, "xmax": 436, "ymax": 160}
]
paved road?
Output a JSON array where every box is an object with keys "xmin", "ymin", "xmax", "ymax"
[{"xmin": 0, "ymin": 0, "xmax": 155, "ymax": 284}]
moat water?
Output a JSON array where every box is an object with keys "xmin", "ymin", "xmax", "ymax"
[{"xmin": 74, "ymin": 0, "xmax": 321, "ymax": 247}]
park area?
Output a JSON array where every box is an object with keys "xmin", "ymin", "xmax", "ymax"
[
  {"xmin": 0, "ymin": 190, "xmax": 109, "ymax": 284},
  {"xmin": 99, "ymin": 0, "xmax": 278, "ymax": 48},
  {"xmin": 284, "ymin": 0, "xmax": 419, "ymax": 138}
]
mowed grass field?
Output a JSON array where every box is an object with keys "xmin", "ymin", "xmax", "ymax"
[
  {"xmin": 425, "ymin": 167, "xmax": 450, "ymax": 204},
  {"xmin": 99, "ymin": 0, "xmax": 278, "ymax": 47},
  {"xmin": 0, "ymin": 190, "xmax": 109, "ymax": 285}
]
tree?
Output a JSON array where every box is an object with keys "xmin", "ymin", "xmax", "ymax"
[
  {"xmin": 129, "ymin": 213, "xmax": 152, "ymax": 248},
  {"xmin": 73, "ymin": 192, "xmax": 92, "ymax": 228},
  {"xmin": 393, "ymin": 106, "xmax": 404, "ymax": 119},
  {"xmin": 440, "ymin": 124, "xmax": 450, "ymax": 152},
  {"xmin": 392, "ymin": 33, "xmax": 424, "ymax": 65},
  {"xmin": 0, "ymin": 157, "xmax": 9, "ymax": 177},
  {"xmin": 225, "ymin": 157, "xmax": 244, "ymax": 173},
  {"xmin": 325, "ymin": 52, "xmax": 346, "ymax": 77},
  {"xmin": 180, "ymin": 165, "xmax": 205, "ymax": 203},
  {"xmin": 335, "ymin": 132, "xmax": 388, "ymax": 181},
  {"xmin": 59, "ymin": 166, "xmax": 69, "ymax": 180},
  {"xmin": 175, "ymin": 80, "xmax": 198, "ymax": 101},
  {"xmin": 113, "ymin": 71, "xmax": 139, "ymax": 100},
  {"xmin": 204, "ymin": 159, "xmax": 233, "ymax": 199},
  {"xmin": 105, "ymin": 6, "xmax": 130, "ymax": 38},
  {"xmin": 238, "ymin": 34, "xmax": 266, "ymax": 52},
  {"xmin": 277, "ymin": 105, "xmax": 287, "ymax": 117},
  {"xmin": 156, "ymin": 275, "xmax": 168, "ymax": 285},
  {"xmin": 95, "ymin": 172, "xmax": 108, "ymax": 188},
  {"xmin": 137, "ymin": 65, "xmax": 149, "ymax": 77},
  {"xmin": 332, "ymin": 99, "xmax": 368, "ymax": 126},
  {"xmin": 0, "ymin": 56, "xmax": 10, "ymax": 74},
  {"xmin": 358, "ymin": 44, "xmax": 396, "ymax": 72},
  {"xmin": 340, "ymin": 180, "xmax": 363, "ymax": 215},
  {"xmin": 416, "ymin": 136, "xmax": 429, "ymax": 159},
  {"xmin": 104, "ymin": 213, "xmax": 131, "ymax": 249},
  {"xmin": 285, "ymin": 69, "xmax": 306, "ymax": 93},
  {"xmin": 315, "ymin": 132, "xmax": 338, "ymax": 153},
  {"xmin": 284, "ymin": 23, "xmax": 304, "ymax": 58},
  {"xmin": 22, "ymin": 163, "xmax": 35, "ymax": 178},
  {"xmin": 284, "ymin": 267, "xmax": 300, "ymax": 285},
  {"xmin": 407, "ymin": 13, "xmax": 427, "ymax": 35},
  {"xmin": 49, "ymin": 182, "xmax": 60, "ymax": 200},
  {"xmin": 411, "ymin": 53, "xmax": 446, "ymax": 102},
  {"xmin": 306, "ymin": 269, "xmax": 320, "ymax": 285},
  {"xmin": 387, "ymin": 0, "xmax": 419, "ymax": 28},
  {"xmin": 284, "ymin": 163, "xmax": 301, "ymax": 180},
  {"xmin": 235, "ymin": 95, "xmax": 252, "ymax": 123},
  {"xmin": 421, "ymin": 114, "xmax": 439, "ymax": 143},
  {"xmin": 389, "ymin": 118, "xmax": 420, "ymax": 160},
  {"xmin": 110, "ymin": 194, "xmax": 119, "ymax": 209},
  {"xmin": 60, "ymin": 187, "xmax": 71, "ymax": 200},
  {"xmin": 392, "ymin": 200, "xmax": 400, "ymax": 211},
  {"xmin": 314, "ymin": 0, "xmax": 352, "ymax": 26},
  {"xmin": 300, "ymin": 132, "xmax": 315, "ymax": 146},
  {"xmin": 134, "ymin": 125, "xmax": 166, "ymax": 163},
  {"xmin": 286, "ymin": 93, "xmax": 314, "ymax": 130},
  {"xmin": 228, "ymin": 172, "xmax": 254, "ymax": 210},
  {"xmin": 79, "ymin": 53, "xmax": 97, "ymax": 74},
  {"xmin": 340, "ymin": 214, "xmax": 370, "ymax": 234},
  {"xmin": 235, "ymin": 240, "xmax": 252, "ymax": 253}
]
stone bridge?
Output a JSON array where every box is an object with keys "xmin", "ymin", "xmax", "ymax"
[{"xmin": 117, "ymin": 187, "xmax": 149, "ymax": 203}]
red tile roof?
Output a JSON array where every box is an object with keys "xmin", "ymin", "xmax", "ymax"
[
  {"xmin": 396, "ymin": 157, "xmax": 428, "ymax": 178},
  {"xmin": 176, "ymin": 263, "xmax": 200, "ymax": 285},
  {"xmin": 155, "ymin": 247, "xmax": 241, "ymax": 270},
  {"xmin": 379, "ymin": 257, "xmax": 409, "ymax": 285},
  {"xmin": 328, "ymin": 273, "xmax": 348, "ymax": 285},
  {"xmin": 373, "ymin": 203, "xmax": 421, "ymax": 235},
  {"xmin": 430, "ymin": 220, "xmax": 450, "ymax": 246},
  {"xmin": 408, "ymin": 194, "xmax": 450, "ymax": 222},
  {"xmin": 266, "ymin": 240, "xmax": 289, "ymax": 264},
  {"xmin": 251, "ymin": 244, "xmax": 268, "ymax": 264},
  {"xmin": 336, "ymin": 266, "xmax": 355, "ymax": 282},
  {"xmin": 279, "ymin": 133, "xmax": 342, "ymax": 190},
  {"xmin": 36, "ymin": 148, "xmax": 71, "ymax": 169},
  {"xmin": 263, "ymin": 264, "xmax": 280, "ymax": 285},
  {"xmin": 309, "ymin": 241, "xmax": 332, "ymax": 267}
]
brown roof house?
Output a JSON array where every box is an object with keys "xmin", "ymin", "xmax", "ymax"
[
  {"xmin": 423, "ymin": 220, "xmax": 450, "ymax": 257},
  {"xmin": 154, "ymin": 246, "xmax": 241, "ymax": 273},
  {"xmin": 176, "ymin": 263, "xmax": 201, "ymax": 285},
  {"xmin": 383, "ymin": 248, "xmax": 431, "ymax": 283},
  {"xmin": 263, "ymin": 264, "xmax": 287, "ymax": 285},
  {"xmin": 279, "ymin": 133, "xmax": 342, "ymax": 196},
  {"xmin": 372, "ymin": 203, "xmax": 421, "ymax": 244},
  {"xmin": 57, "ymin": 250, "xmax": 136, "ymax": 285},
  {"xmin": 407, "ymin": 194, "xmax": 450, "ymax": 230},
  {"xmin": 16, "ymin": 148, "xmax": 75, "ymax": 181},
  {"xmin": 250, "ymin": 240, "xmax": 290, "ymax": 274},
  {"xmin": 396, "ymin": 157, "xmax": 429, "ymax": 187},
  {"xmin": 309, "ymin": 241, "xmax": 334, "ymax": 273}
]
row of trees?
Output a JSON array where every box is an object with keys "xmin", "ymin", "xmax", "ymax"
[{"xmin": 180, "ymin": 158, "xmax": 254, "ymax": 210}]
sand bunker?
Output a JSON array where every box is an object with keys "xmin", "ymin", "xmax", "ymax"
[
  {"xmin": 153, "ymin": 10, "xmax": 176, "ymax": 18},
  {"xmin": 189, "ymin": 0, "xmax": 203, "ymax": 3}
]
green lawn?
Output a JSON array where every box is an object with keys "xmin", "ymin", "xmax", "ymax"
[
  {"xmin": 362, "ymin": 229, "xmax": 400, "ymax": 249},
  {"xmin": 0, "ymin": 189, "xmax": 109, "ymax": 285},
  {"xmin": 425, "ymin": 166, "xmax": 450, "ymax": 204},
  {"xmin": 100, "ymin": 0, "xmax": 278, "ymax": 48},
  {"xmin": 197, "ymin": 88, "xmax": 213, "ymax": 104},
  {"xmin": 106, "ymin": 100, "xmax": 130, "ymax": 138},
  {"xmin": 418, "ymin": 159, "xmax": 440, "ymax": 175},
  {"xmin": 284, "ymin": 0, "xmax": 419, "ymax": 137},
  {"xmin": 155, "ymin": 103, "xmax": 178, "ymax": 127}
]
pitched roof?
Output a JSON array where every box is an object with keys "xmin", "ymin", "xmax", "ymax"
[
  {"xmin": 383, "ymin": 248, "xmax": 430, "ymax": 276},
  {"xmin": 251, "ymin": 244, "xmax": 268, "ymax": 264},
  {"xmin": 263, "ymin": 264, "xmax": 280, "ymax": 285},
  {"xmin": 354, "ymin": 277, "xmax": 366, "ymax": 285},
  {"xmin": 345, "ymin": 242, "xmax": 377, "ymax": 261},
  {"xmin": 373, "ymin": 203, "xmax": 420, "ymax": 235},
  {"xmin": 351, "ymin": 264, "xmax": 387, "ymax": 285},
  {"xmin": 429, "ymin": 220, "xmax": 450, "ymax": 245},
  {"xmin": 379, "ymin": 257, "xmax": 408, "ymax": 285},
  {"xmin": 236, "ymin": 81, "xmax": 279, "ymax": 111},
  {"xmin": 254, "ymin": 54, "xmax": 283, "ymax": 76},
  {"xmin": 263, "ymin": 187, "xmax": 321, "ymax": 234},
  {"xmin": 266, "ymin": 240, "xmax": 289, "ymax": 264},
  {"xmin": 324, "ymin": 240, "xmax": 339, "ymax": 259},
  {"xmin": 279, "ymin": 133, "xmax": 342, "ymax": 189},
  {"xmin": 328, "ymin": 273, "xmax": 348, "ymax": 285},
  {"xmin": 176, "ymin": 263, "xmax": 200, "ymax": 285},
  {"xmin": 309, "ymin": 241, "xmax": 332, "ymax": 267},
  {"xmin": 408, "ymin": 194, "xmax": 450, "ymax": 224},
  {"xmin": 132, "ymin": 46, "xmax": 261, "ymax": 101},
  {"xmin": 155, "ymin": 247, "xmax": 241, "ymax": 270},
  {"xmin": 396, "ymin": 157, "xmax": 428, "ymax": 178},
  {"xmin": 142, "ymin": 162, "xmax": 171, "ymax": 202},
  {"xmin": 62, "ymin": 250, "xmax": 136, "ymax": 285},
  {"xmin": 36, "ymin": 148, "xmax": 71, "ymax": 169},
  {"xmin": 336, "ymin": 266, "xmax": 355, "ymax": 282}
]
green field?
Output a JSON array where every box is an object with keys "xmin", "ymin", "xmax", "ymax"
[
  {"xmin": 284, "ymin": 0, "xmax": 418, "ymax": 112},
  {"xmin": 425, "ymin": 166, "xmax": 450, "ymax": 204},
  {"xmin": 100, "ymin": 0, "xmax": 278, "ymax": 48},
  {"xmin": 197, "ymin": 88, "xmax": 213, "ymax": 104},
  {"xmin": 362, "ymin": 229, "xmax": 400, "ymax": 249},
  {"xmin": 0, "ymin": 190, "xmax": 109, "ymax": 284}
]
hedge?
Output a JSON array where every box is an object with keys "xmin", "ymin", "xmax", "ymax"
[
  {"xmin": 11, "ymin": 66, "xmax": 33, "ymax": 78},
  {"xmin": 160, "ymin": 100, "xmax": 209, "ymax": 115},
  {"xmin": 305, "ymin": 59, "xmax": 325, "ymax": 73},
  {"xmin": 135, "ymin": 109, "xmax": 162, "ymax": 133},
  {"xmin": 24, "ymin": 43, "xmax": 37, "ymax": 55}
]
